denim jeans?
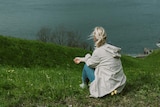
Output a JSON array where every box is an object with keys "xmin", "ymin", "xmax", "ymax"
[{"xmin": 82, "ymin": 64, "xmax": 95, "ymax": 84}]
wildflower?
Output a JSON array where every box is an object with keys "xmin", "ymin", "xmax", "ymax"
[
  {"xmin": 25, "ymin": 81, "xmax": 28, "ymax": 83},
  {"xmin": 45, "ymin": 74, "xmax": 50, "ymax": 79},
  {"xmin": 68, "ymin": 105, "xmax": 72, "ymax": 107},
  {"xmin": 8, "ymin": 78, "xmax": 13, "ymax": 81},
  {"xmin": 7, "ymin": 69, "xmax": 15, "ymax": 73},
  {"xmin": 70, "ymin": 85, "xmax": 72, "ymax": 88}
]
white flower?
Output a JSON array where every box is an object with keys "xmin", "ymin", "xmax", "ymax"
[{"xmin": 45, "ymin": 74, "xmax": 50, "ymax": 79}]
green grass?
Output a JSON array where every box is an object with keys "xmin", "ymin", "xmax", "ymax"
[
  {"xmin": 0, "ymin": 66, "xmax": 84, "ymax": 106},
  {"xmin": 0, "ymin": 35, "xmax": 160, "ymax": 107},
  {"xmin": 0, "ymin": 35, "xmax": 88, "ymax": 68}
]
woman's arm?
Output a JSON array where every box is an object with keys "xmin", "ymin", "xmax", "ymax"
[
  {"xmin": 85, "ymin": 50, "xmax": 100, "ymax": 68},
  {"xmin": 73, "ymin": 49, "xmax": 101, "ymax": 68},
  {"xmin": 73, "ymin": 54, "xmax": 91, "ymax": 64}
]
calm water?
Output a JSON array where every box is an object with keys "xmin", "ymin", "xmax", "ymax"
[{"xmin": 0, "ymin": 0, "xmax": 160, "ymax": 54}]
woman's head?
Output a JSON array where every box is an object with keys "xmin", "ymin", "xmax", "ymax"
[{"xmin": 89, "ymin": 26, "xmax": 107, "ymax": 47}]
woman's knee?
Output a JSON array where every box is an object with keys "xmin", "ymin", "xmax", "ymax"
[
  {"xmin": 83, "ymin": 64, "xmax": 95, "ymax": 82},
  {"xmin": 84, "ymin": 64, "xmax": 88, "ymax": 69},
  {"xmin": 83, "ymin": 64, "xmax": 92, "ymax": 70}
]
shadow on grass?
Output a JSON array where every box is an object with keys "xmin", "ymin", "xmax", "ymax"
[{"xmin": 120, "ymin": 73, "xmax": 156, "ymax": 96}]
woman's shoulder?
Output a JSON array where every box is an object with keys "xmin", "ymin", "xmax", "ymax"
[
  {"xmin": 105, "ymin": 43, "xmax": 121, "ymax": 51},
  {"xmin": 94, "ymin": 43, "xmax": 121, "ymax": 52},
  {"xmin": 95, "ymin": 43, "xmax": 122, "ymax": 56},
  {"xmin": 94, "ymin": 44, "xmax": 107, "ymax": 53}
]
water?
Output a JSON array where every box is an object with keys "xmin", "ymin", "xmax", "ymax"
[{"xmin": 0, "ymin": 0, "xmax": 160, "ymax": 54}]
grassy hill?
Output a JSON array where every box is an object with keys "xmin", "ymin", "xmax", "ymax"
[
  {"xmin": 0, "ymin": 35, "xmax": 160, "ymax": 107},
  {"xmin": 0, "ymin": 35, "xmax": 88, "ymax": 68}
]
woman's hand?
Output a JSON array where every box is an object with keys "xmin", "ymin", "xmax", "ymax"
[{"xmin": 73, "ymin": 57, "xmax": 81, "ymax": 64}]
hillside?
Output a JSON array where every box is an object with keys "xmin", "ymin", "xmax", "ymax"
[
  {"xmin": 0, "ymin": 35, "xmax": 160, "ymax": 106},
  {"xmin": 0, "ymin": 35, "xmax": 88, "ymax": 68},
  {"xmin": 1, "ymin": 35, "xmax": 160, "ymax": 68}
]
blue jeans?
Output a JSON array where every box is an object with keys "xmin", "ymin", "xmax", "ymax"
[{"xmin": 82, "ymin": 64, "xmax": 95, "ymax": 84}]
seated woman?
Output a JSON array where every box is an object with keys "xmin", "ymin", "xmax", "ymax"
[{"xmin": 73, "ymin": 26, "xmax": 126, "ymax": 98}]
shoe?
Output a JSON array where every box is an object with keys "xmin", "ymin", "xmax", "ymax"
[
  {"xmin": 89, "ymin": 94, "xmax": 96, "ymax": 98},
  {"xmin": 79, "ymin": 83, "xmax": 87, "ymax": 89},
  {"xmin": 111, "ymin": 90, "xmax": 117, "ymax": 96}
]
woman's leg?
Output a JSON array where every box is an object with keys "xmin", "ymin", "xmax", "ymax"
[{"xmin": 82, "ymin": 64, "xmax": 95, "ymax": 84}]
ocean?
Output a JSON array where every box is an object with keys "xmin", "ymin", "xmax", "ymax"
[{"xmin": 0, "ymin": 0, "xmax": 160, "ymax": 54}]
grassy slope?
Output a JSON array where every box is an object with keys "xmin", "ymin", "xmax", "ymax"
[
  {"xmin": 0, "ymin": 35, "xmax": 160, "ymax": 107},
  {"xmin": 0, "ymin": 35, "xmax": 88, "ymax": 68}
]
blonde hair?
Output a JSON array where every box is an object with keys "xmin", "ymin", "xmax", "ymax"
[{"xmin": 89, "ymin": 26, "xmax": 107, "ymax": 47}]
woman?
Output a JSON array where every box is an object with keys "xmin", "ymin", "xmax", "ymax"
[{"xmin": 73, "ymin": 26, "xmax": 126, "ymax": 98}]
